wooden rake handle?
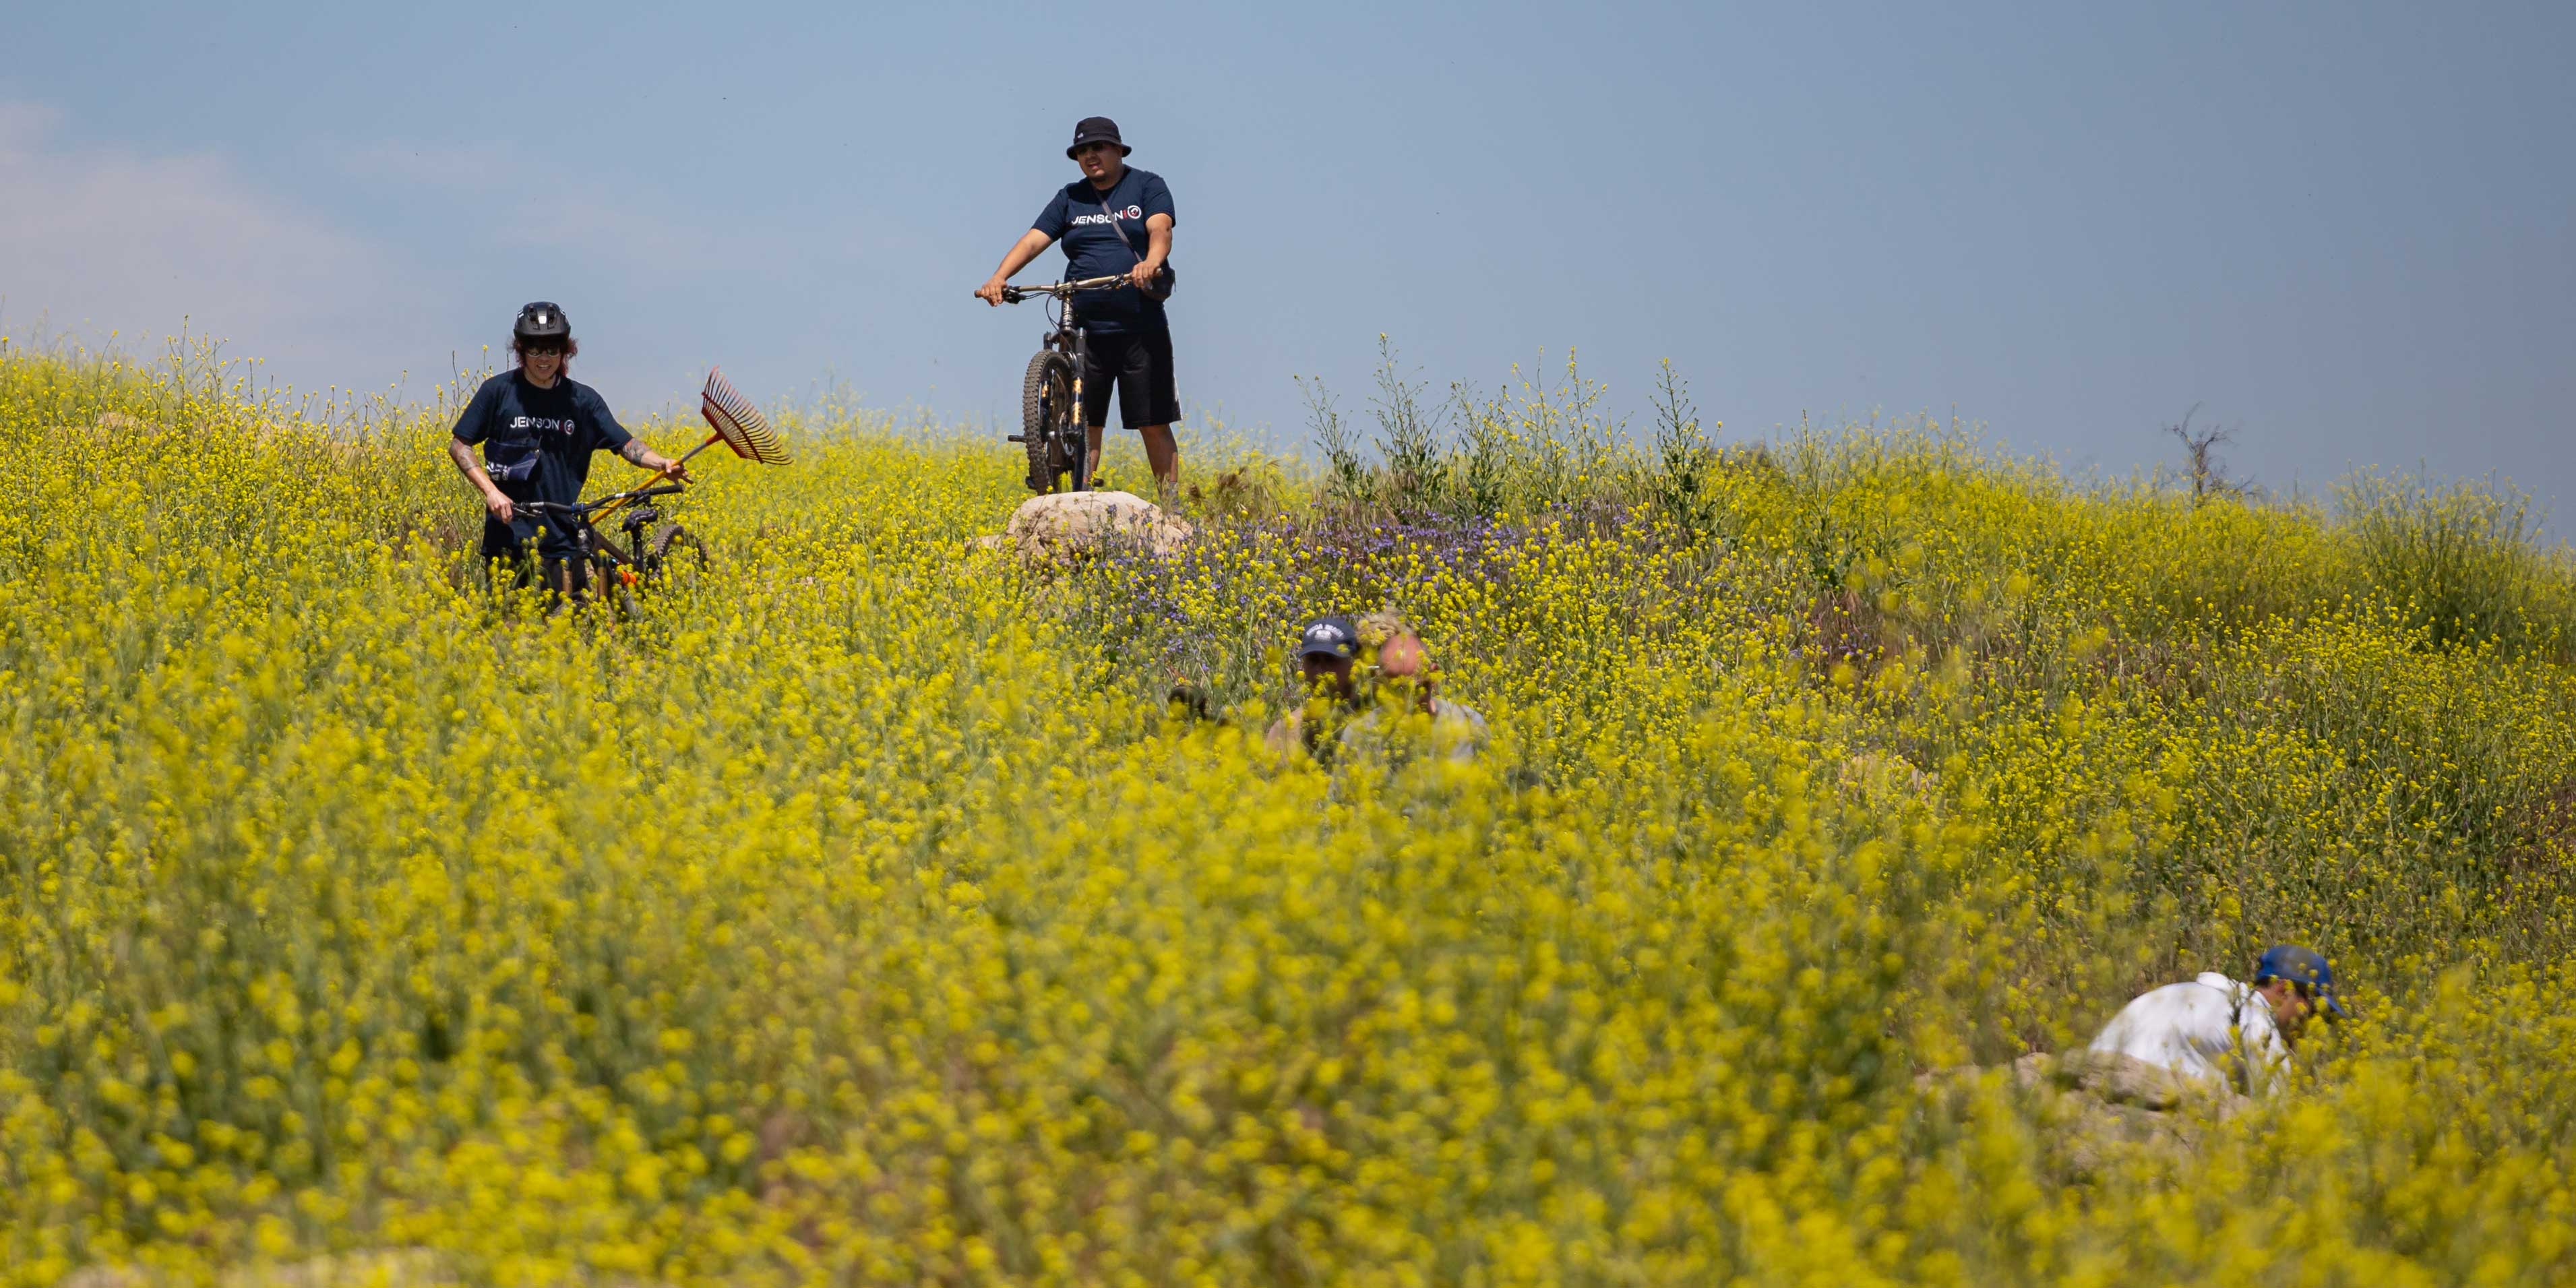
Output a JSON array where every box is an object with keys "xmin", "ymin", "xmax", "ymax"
[{"xmin": 677, "ymin": 430, "xmax": 725, "ymax": 465}]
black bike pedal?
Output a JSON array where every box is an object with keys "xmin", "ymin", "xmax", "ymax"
[{"xmin": 1006, "ymin": 434, "xmax": 1027, "ymax": 443}]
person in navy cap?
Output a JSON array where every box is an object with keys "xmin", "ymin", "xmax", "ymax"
[
  {"xmin": 2087, "ymin": 944, "xmax": 2347, "ymax": 1094},
  {"xmin": 1264, "ymin": 615, "xmax": 1363, "ymax": 760},
  {"xmin": 975, "ymin": 116, "xmax": 1182, "ymax": 502}
]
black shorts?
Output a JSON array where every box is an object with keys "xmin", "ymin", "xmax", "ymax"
[
  {"xmin": 481, "ymin": 518, "xmax": 588, "ymax": 592},
  {"xmin": 1079, "ymin": 326, "xmax": 1181, "ymax": 429}
]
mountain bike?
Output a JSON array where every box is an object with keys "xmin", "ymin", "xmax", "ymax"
[
  {"xmin": 996, "ymin": 274, "xmax": 1131, "ymax": 494},
  {"xmin": 513, "ymin": 480, "xmax": 708, "ymax": 614}
]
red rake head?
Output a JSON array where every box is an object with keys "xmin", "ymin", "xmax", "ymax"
[{"xmin": 699, "ymin": 367, "xmax": 792, "ymax": 464}]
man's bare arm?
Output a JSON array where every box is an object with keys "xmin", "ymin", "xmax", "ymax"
[
  {"xmin": 448, "ymin": 437, "xmax": 514, "ymax": 522},
  {"xmin": 618, "ymin": 438, "xmax": 687, "ymax": 479},
  {"xmin": 976, "ymin": 229, "xmax": 1057, "ymax": 305},
  {"xmin": 1129, "ymin": 212, "xmax": 1173, "ymax": 290},
  {"xmin": 1144, "ymin": 212, "xmax": 1172, "ymax": 270}
]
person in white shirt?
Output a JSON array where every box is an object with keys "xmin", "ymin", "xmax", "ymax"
[{"xmin": 2087, "ymin": 945, "xmax": 2346, "ymax": 1095}]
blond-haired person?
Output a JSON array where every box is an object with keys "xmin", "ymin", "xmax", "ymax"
[{"xmin": 1338, "ymin": 632, "xmax": 1489, "ymax": 766}]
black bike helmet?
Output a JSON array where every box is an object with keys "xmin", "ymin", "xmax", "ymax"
[{"xmin": 514, "ymin": 301, "xmax": 570, "ymax": 342}]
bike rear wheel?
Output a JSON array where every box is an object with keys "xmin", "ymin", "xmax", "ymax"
[
  {"xmin": 1020, "ymin": 350, "xmax": 1083, "ymax": 494},
  {"xmin": 592, "ymin": 524, "xmax": 707, "ymax": 617},
  {"xmin": 642, "ymin": 522, "xmax": 710, "ymax": 588}
]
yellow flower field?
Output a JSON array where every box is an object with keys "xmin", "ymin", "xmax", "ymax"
[{"xmin": 3, "ymin": 344, "xmax": 2575, "ymax": 1285}]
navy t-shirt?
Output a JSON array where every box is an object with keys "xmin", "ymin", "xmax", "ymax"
[
  {"xmin": 451, "ymin": 369, "xmax": 634, "ymax": 551},
  {"xmin": 1033, "ymin": 166, "xmax": 1174, "ymax": 335}
]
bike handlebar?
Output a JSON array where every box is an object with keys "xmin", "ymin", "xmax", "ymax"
[
  {"xmin": 601, "ymin": 482, "xmax": 688, "ymax": 506},
  {"xmin": 515, "ymin": 481, "xmax": 687, "ymax": 522},
  {"xmin": 995, "ymin": 276, "xmax": 1133, "ymax": 304}
]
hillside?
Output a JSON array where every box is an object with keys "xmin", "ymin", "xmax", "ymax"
[{"xmin": 3, "ymin": 347, "xmax": 2575, "ymax": 1285}]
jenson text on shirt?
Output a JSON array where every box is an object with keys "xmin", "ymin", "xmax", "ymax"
[{"xmin": 1069, "ymin": 205, "xmax": 1147, "ymax": 227}]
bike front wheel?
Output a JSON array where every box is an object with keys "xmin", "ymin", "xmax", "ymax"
[
  {"xmin": 1020, "ymin": 350, "xmax": 1083, "ymax": 494},
  {"xmin": 583, "ymin": 551, "xmax": 640, "ymax": 618}
]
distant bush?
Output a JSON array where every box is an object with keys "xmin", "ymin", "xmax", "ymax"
[
  {"xmin": 2341, "ymin": 472, "xmax": 2572, "ymax": 658},
  {"xmin": 1297, "ymin": 342, "xmax": 1637, "ymax": 525},
  {"xmin": 1289, "ymin": 348, "xmax": 2576, "ymax": 669}
]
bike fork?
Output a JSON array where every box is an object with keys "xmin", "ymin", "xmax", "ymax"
[{"xmin": 1070, "ymin": 324, "xmax": 1090, "ymax": 490}]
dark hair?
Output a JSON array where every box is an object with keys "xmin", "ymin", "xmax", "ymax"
[
  {"xmin": 510, "ymin": 334, "xmax": 578, "ymax": 369},
  {"xmin": 2255, "ymin": 972, "xmax": 2316, "ymax": 1001}
]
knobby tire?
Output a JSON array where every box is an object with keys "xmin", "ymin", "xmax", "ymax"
[
  {"xmin": 645, "ymin": 523, "xmax": 710, "ymax": 584},
  {"xmin": 1021, "ymin": 350, "xmax": 1081, "ymax": 494}
]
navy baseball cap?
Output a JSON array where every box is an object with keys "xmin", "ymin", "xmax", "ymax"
[
  {"xmin": 2255, "ymin": 945, "xmax": 2347, "ymax": 1020},
  {"xmin": 1067, "ymin": 117, "xmax": 1130, "ymax": 158},
  {"xmin": 1296, "ymin": 615, "xmax": 1359, "ymax": 663}
]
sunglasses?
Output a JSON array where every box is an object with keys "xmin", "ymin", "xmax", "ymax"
[{"xmin": 519, "ymin": 341, "xmax": 565, "ymax": 355}]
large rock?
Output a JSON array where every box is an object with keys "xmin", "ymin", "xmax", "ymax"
[
  {"xmin": 998, "ymin": 491, "xmax": 1193, "ymax": 565},
  {"xmin": 2012, "ymin": 1048, "xmax": 2220, "ymax": 1110},
  {"xmin": 1920, "ymin": 1049, "xmax": 2240, "ymax": 1177}
]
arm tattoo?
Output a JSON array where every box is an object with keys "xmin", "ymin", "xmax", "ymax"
[{"xmin": 619, "ymin": 439, "xmax": 654, "ymax": 465}]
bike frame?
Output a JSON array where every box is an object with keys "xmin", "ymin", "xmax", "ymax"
[
  {"xmin": 1041, "ymin": 288, "xmax": 1096, "ymax": 488},
  {"xmin": 1022, "ymin": 298, "xmax": 1088, "ymax": 487},
  {"xmin": 1066, "ymin": 313, "xmax": 1088, "ymax": 476},
  {"xmin": 519, "ymin": 482, "xmax": 687, "ymax": 587},
  {"xmin": 1000, "ymin": 276, "xmax": 1128, "ymax": 491}
]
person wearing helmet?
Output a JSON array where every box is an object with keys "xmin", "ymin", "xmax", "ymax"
[
  {"xmin": 975, "ymin": 117, "xmax": 1181, "ymax": 503},
  {"xmin": 445, "ymin": 303, "xmax": 687, "ymax": 594},
  {"xmin": 2085, "ymin": 944, "xmax": 2348, "ymax": 1095}
]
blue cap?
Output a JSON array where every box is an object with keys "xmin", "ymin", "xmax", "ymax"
[
  {"xmin": 2256, "ymin": 945, "xmax": 2346, "ymax": 1020},
  {"xmin": 1296, "ymin": 615, "xmax": 1359, "ymax": 663}
]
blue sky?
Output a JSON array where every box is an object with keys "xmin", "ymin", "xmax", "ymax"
[{"xmin": 4, "ymin": 1, "xmax": 2569, "ymax": 525}]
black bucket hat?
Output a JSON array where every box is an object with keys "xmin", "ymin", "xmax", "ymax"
[{"xmin": 1067, "ymin": 116, "xmax": 1131, "ymax": 159}]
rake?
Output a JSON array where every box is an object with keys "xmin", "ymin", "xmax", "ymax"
[
  {"xmin": 683, "ymin": 367, "xmax": 794, "ymax": 466},
  {"xmin": 584, "ymin": 367, "xmax": 791, "ymax": 524}
]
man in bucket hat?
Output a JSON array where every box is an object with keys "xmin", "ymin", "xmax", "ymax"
[
  {"xmin": 2087, "ymin": 944, "xmax": 2348, "ymax": 1095},
  {"xmin": 976, "ymin": 116, "xmax": 1182, "ymax": 502}
]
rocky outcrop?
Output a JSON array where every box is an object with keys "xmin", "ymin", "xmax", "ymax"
[
  {"xmin": 2011, "ymin": 1047, "xmax": 2230, "ymax": 1111},
  {"xmin": 1920, "ymin": 1049, "xmax": 2240, "ymax": 1177},
  {"xmin": 988, "ymin": 491, "xmax": 1193, "ymax": 565}
]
